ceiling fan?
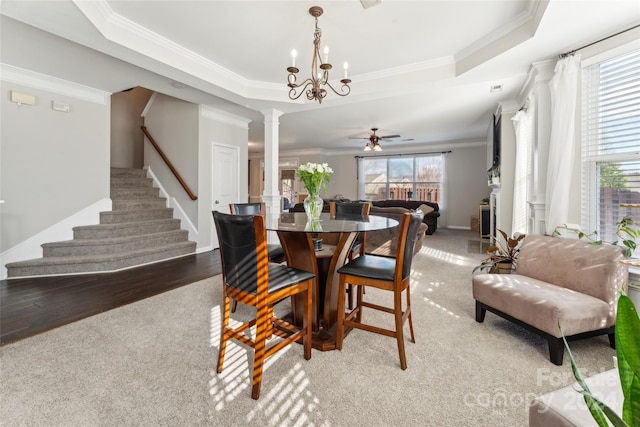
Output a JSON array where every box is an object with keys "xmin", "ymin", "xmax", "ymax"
[{"xmin": 350, "ymin": 128, "xmax": 400, "ymax": 151}]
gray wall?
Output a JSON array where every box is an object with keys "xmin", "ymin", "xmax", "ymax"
[
  {"xmin": 197, "ymin": 107, "xmax": 250, "ymax": 250},
  {"xmin": 0, "ymin": 79, "xmax": 110, "ymax": 252},
  {"xmin": 144, "ymin": 94, "xmax": 200, "ymax": 225},
  {"xmin": 111, "ymin": 87, "xmax": 153, "ymax": 168}
]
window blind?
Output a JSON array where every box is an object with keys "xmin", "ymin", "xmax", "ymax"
[{"xmin": 582, "ymin": 48, "xmax": 640, "ymax": 251}]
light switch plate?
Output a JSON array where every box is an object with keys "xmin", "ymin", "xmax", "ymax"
[{"xmin": 52, "ymin": 101, "xmax": 70, "ymax": 112}]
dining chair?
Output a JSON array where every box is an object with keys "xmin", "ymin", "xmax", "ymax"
[
  {"xmin": 330, "ymin": 201, "xmax": 371, "ymax": 309},
  {"xmin": 229, "ymin": 202, "xmax": 286, "ymax": 261},
  {"xmin": 212, "ymin": 211, "xmax": 314, "ymax": 400},
  {"xmin": 229, "ymin": 202, "xmax": 287, "ymax": 312},
  {"xmin": 335, "ymin": 212, "xmax": 423, "ymax": 370}
]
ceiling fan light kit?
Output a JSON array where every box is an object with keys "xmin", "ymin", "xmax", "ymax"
[
  {"xmin": 352, "ymin": 128, "xmax": 400, "ymax": 151},
  {"xmin": 287, "ymin": 6, "xmax": 351, "ymax": 104}
]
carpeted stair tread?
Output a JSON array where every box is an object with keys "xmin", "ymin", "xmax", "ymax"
[
  {"xmin": 42, "ymin": 230, "xmax": 189, "ymax": 257},
  {"xmin": 100, "ymin": 208, "xmax": 174, "ymax": 223},
  {"xmin": 73, "ymin": 218, "xmax": 181, "ymax": 239},
  {"xmin": 6, "ymin": 242, "xmax": 197, "ymax": 277},
  {"xmin": 6, "ymin": 167, "xmax": 197, "ymax": 278}
]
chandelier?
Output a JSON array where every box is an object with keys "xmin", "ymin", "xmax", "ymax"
[{"xmin": 287, "ymin": 6, "xmax": 351, "ymax": 103}]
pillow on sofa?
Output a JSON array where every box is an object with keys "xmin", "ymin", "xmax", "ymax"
[{"xmin": 417, "ymin": 204, "xmax": 435, "ymax": 216}]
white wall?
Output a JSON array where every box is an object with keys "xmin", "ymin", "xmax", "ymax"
[{"xmin": 0, "ymin": 74, "xmax": 111, "ymax": 253}]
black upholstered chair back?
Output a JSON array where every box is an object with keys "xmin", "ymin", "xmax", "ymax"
[
  {"xmin": 333, "ymin": 201, "xmax": 371, "ymax": 216},
  {"xmin": 213, "ymin": 211, "xmax": 265, "ymax": 294},
  {"xmin": 399, "ymin": 212, "xmax": 424, "ymax": 280},
  {"xmin": 229, "ymin": 202, "xmax": 265, "ymax": 215}
]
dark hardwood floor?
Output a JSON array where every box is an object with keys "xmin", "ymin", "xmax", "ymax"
[{"xmin": 0, "ymin": 251, "xmax": 221, "ymax": 346}]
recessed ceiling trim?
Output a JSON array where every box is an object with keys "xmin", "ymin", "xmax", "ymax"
[
  {"xmin": 72, "ymin": 0, "xmax": 289, "ymax": 104},
  {"xmin": 454, "ymin": 0, "xmax": 549, "ymax": 75}
]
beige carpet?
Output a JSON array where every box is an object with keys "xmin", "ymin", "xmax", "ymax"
[{"xmin": 0, "ymin": 229, "xmax": 616, "ymax": 426}]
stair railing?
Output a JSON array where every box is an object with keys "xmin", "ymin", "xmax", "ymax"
[{"xmin": 141, "ymin": 126, "xmax": 197, "ymax": 201}]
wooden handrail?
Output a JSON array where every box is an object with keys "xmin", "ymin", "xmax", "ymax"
[{"xmin": 141, "ymin": 126, "xmax": 197, "ymax": 201}]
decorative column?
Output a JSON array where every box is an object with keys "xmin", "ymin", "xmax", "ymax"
[
  {"xmin": 524, "ymin": 60, "xmax": 555, "ymax": 235},
  {"xmin": 260, "ymin": 108, "xmax": 283, "ymax": 218}
]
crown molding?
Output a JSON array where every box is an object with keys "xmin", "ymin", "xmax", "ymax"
[
  {"xmin": 454, "ymin": 0, "xmax": 549, "ymax": 75},
  {"xmin": 72, "ymin": 0, "xmax": 289, "ymax": 103},
  {"xmin": 0, "ymin": 63, "xmax": 110, "ymax": 104},
  {"xmin": 200, "ymin": 105, "xmax": 252, "ymax": 129}
]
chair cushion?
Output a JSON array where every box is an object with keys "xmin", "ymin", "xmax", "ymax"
[
  {"xmin": 267, "ymin": 244, "xmax": 285, "ymax": 260},
  {"xmin": 337, "ymin": 254, "xmax": 396, "ymax": 281},
  {"xmin": 267, "ymin": 263, "xmax": 315, "ymax": 294}
]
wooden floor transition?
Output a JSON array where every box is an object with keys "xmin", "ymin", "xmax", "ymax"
[{"xmin": 0, "ymin": 251, "xmax": 222, "ymax": 346}]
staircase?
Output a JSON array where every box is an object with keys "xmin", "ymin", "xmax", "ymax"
[{"xmin": 6, "ymin": 168, "xmax": 197, "ymax": 278}]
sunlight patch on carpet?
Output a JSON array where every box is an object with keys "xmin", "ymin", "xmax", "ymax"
[{"xmin": 420, "ymin": 246, "xmax": 478, "ymax": 268}]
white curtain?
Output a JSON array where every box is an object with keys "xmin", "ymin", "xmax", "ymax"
[
  {"xmin": 545, "ymin": 54, "xmax": 581, "ymax": 235},
  {"xmin": 511, "ymin": 95, "xmax": 534, "ymax": 235}
]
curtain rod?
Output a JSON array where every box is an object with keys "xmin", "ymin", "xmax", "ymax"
[
  {"xmin": 559, "ymin": 24, "xmax": 640, "ymax": 58},
  {"xmin": 355, "ymin": 150, "xmax": 451, "ymax": 159}
]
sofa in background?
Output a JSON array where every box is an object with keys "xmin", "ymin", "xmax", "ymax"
[
  {"xmin": 370, "ymin": 200, "xmax": 439, "ymax": 234},
  {"xmin": 472, "ymin": 234, "xmax": 628, "ymax": 365}
]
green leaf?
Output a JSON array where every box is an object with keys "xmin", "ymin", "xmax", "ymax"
[{"xmin": 615, "ymin": 295, "xmax": 640, "ymax": 426}]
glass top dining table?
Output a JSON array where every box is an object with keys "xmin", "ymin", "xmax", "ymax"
[
  {"xmin": 263, "ymin": 212, "xmax": 398, "ymax": 233},
  {"xmin": 262, "ymin": 212, "xmax": 399, "ymax": 351}
]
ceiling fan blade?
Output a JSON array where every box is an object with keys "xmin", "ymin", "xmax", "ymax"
[
  {"xmin": 349, "ymin": 137, "xmax": 370, "ymax": 140},
  {"xmin": 379, "ymin": 134, "xmax": 401, "ymax": 139}
]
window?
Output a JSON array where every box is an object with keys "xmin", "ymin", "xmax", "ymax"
[
  {"xmin": 582, "ymin": 48, "xmax": 640, "ymax": 254},
  {"xmin": 359, "ymin": 155, "xmax": 443, "ymax": 203}
]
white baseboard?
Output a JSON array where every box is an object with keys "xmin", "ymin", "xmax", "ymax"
[
  {"xmin": 447, "ymin": 225, "xmax": 472, "ymax": 230},
  {"xmin": 0, "ymin": 198, "xmax": 112, "ymax": 280}
]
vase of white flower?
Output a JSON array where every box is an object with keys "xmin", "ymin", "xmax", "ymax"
[{"xmin": 296, "ymin": 162, "xmax": 333, "ymax": 221}]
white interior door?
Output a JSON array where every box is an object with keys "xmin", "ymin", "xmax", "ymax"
[{"xmin": 211, "ymin": 143, "xmax": 239, "ymax": 249}]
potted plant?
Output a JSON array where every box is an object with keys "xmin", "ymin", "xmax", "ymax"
[
  {"xmin": 473, "ymin": 229, "xmax": 526, "ymax": 274},
  {"xmin": 553, "ymin": 216, "xmax": 639, "ymax": 257},
  {"xmin": 561, "ymin": 293, "xmax": 640, "ymax": 426}
]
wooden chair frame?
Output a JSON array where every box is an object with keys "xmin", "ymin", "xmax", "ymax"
[
  {"xmin": 214, "ymin": 212, "xmax": 313, "ymax": 399},
  {"xmin": 335, "ymin": 213, "xmax": 418, "ymax": 370}
]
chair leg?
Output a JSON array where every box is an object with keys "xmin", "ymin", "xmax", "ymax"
[
  {"xmin": 347, "ymin": 284, "xmax": 354, "ymax": 310},
  {"xmin": 231, "ymin": 299, "xmax": 238, "ymax": 313},
  {"xmin": 217, "ymin": 295, "xmax": 231, "ymax": 374},
  {"xmin": 475, "ymin": 301, "xmax": 486, "ymax": 323},
  {"xmin": 548, "ymin": 338, "xmax": 564, "ymax": 366},
  {"xmin": 304, "ymin": 284, "xmax": 312, "ymax": 360},
  {"xmin": 394, "ymin": 289, "xmax": 407, "ymax": 370},
  {"xmin": 405, "ymin": 287, "xmax": 415, "ymax": 343},
  {"xmin": 356, "ymin": 285, "xmax": 365, "ymax": 323},
  {"xmin": 608, "ymin": 332, "xmax": 616, "ymax": 349},
  {"xmin": 251, "ymin": 304, "xmax": 270, "ymax": 400}
]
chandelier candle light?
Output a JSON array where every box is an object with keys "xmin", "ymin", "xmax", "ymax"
[
  {"xmin": 287, "ymin": 6, "xmax": 351, "ymax": 103},
  {"xmin": 296, "ymin": 162, "xmax": 333, "ymax": 220}
]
